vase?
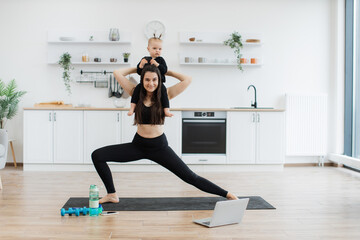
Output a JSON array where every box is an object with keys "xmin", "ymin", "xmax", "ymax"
[
  {"xmin": 109, "ymin": 28, "xmax": 120, "ymax": 41},
  {"xmin": 0, "ymin": 129, "xmax": 8, "ymax": 169}
]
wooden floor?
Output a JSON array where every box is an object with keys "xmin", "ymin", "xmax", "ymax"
[{"xmin": 1, "ymin": 166, "xmax": 360, "ymax": 240}]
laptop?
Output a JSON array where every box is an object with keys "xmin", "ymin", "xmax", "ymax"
[{"xmin": 193, "ymin": 198, "xmax": 249, "ymax": 228}]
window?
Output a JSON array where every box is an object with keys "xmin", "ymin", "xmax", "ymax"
[
  {"xmin": 354, "ymin": 0, "xmax": 360, "ymax": 158},
  {"xmin": 345, "ymin": 0, "xmax": 360, "ymax": 159}
]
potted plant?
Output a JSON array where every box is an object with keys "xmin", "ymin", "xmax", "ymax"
[
  {"xmin": 224, "ymin": 32, "xmax": 243, "ymax": 70},
  {"xmin": 0, "ymin": 79, "xmax": 26, "ymax": 169},
  {"xmin": 123, "ymin": 52, "xmax": 131, "ymax": 63},
  {"xmin": 58, "ymin": 52, "xmax": 74, "ymax": 95}
]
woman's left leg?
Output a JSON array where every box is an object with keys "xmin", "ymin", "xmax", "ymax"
[{"xmin": 148, "ymin": 146, "xmax": 228, "ymax": 198}]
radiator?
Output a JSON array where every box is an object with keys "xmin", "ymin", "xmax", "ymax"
[{"xmin": 286, "ymin": 94, "xmax": 328, "ymax": 156}]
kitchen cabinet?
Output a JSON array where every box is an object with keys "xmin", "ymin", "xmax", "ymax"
[
  {"xmin": 24, "ymin": 111, "xmax": 53, "ymax": 163},
  {"xmin": 24, "ymin": 110, "xmax": 83, "ymax": 164},
  {"xmin": 83, "ymin": 111, "xmax": 121, "ymax": 163},
  {"xmin": 163, "ymin": 111, "xmax": 182, "ymax": 156},
  {"xmin": 227, "ymin": 112, "xmax": 284, "ymax": 164},
  {"xmin": 178, "ymin": 32, "xmax": 262, "ymax": 66}
]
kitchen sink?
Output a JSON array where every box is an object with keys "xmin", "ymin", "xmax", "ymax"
[{"xmin": 231, "ymin": 107, "xmax": 274, "ymax": 109}]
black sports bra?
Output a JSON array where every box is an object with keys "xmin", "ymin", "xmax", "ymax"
[{"xmin": 139, "ymin": 103, "xmax": 151, "ymax": 124}]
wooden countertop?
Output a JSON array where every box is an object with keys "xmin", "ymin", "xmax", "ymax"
[{"xmin": 24, "ymin": 107, "xmax": 285, "ymax": 112}]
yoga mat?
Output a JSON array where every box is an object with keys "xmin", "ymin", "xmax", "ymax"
[{"xmin": 62, "ymin": 196, "xmax": 275, "ymax": 211}]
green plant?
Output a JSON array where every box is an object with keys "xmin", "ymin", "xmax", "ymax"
[
  {"xmin": 224, "ymin": 32, "xmax": 243, "ymax": 70},
  {"xmin": 0, "ymin": 79, "xmax": 26, "ymax": 129},
  {"xmin": 122, "ymin": 52, "xmax": 131, "ymax": 58},
  {"xmin": 58, "ymin": 52, "xmax": 74, "ymax": 95}
]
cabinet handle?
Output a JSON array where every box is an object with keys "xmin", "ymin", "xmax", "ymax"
[
  {"xmin": 252, "ymin": 113, "xmax": 255, "ymax": 122},
  {"xmin": 257, "ymin": 113, "xmax": 260, "ymax": 122},
  {"xmin": 117, "ymin": 113, "xmax": 119, "ymax": 122},
  {"xmin": 199, "ymin": 159, "xmax": 208, "ymax": 162},
  {"xmin": 49, "ymin": 113, "xmax": 52, "ymax": 121},
  {"xmin": 54, "ymin": 112, "xmax": 56, "ymax": 121}
]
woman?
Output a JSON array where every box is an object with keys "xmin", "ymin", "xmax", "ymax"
[{"xmin": 92, "ymin": 65, "xmax": 238, "ymax": 203}]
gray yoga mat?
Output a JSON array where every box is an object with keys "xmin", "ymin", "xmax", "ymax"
[{"xmin": 62, "ymin": 196, "xmax": 275, "ymax": 211}]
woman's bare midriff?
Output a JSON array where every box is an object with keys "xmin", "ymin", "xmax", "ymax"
[{"xmin": 137, "ymin": 124, "xmax": 164, "ymax": 138}]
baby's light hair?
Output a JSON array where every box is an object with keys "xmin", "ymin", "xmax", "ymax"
[{"xmin": 148, "ymin": 36, "xmax": 163, "ymax": 46}]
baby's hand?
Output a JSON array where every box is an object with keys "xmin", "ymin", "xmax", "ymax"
[
  {"xmin": 150, "ymin": 59, "xmax": 159, "ymax": 67},
  {"xmin": 139, "ymin": 58, "xmax": 148, "ymax": 68}
]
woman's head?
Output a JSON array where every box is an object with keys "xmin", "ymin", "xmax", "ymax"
[
  {"xmin": 134, "ymin": 65, "xmax": 164, "ymax": 125},
  {"xmin": 140, "ymin": 65, "xmax": 161, "ymax": 93}
]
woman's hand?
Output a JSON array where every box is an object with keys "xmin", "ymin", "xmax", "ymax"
[
  {"xmin": 113, "ymin": 67, "xmax": 137, "ymax": 96},
  {"xmin": 166, "ymin": 70, "xmax": 192, "ymax": 100}
]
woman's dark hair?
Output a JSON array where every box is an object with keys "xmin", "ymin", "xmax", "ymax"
[{"xmin": 134, "ymin": 65, "xmax": 165, "ymax": 125}]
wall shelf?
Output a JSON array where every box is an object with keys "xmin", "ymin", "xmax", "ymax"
[
  {"xmin": 179, "ymin": 62, "xmax": 262, "ymax": 66},
  {"xmin": 48, "ymin": 41, "xmax": 131, "ymax": 44},
  {"xmin": 179, "ymin": 32, "xmax": 262, "ymax": 68},
  {"xmin": 49, "ymin": 62, "xmax": 130, "ymax": 65},
  {"xmin": 47, "ymin": 30, "xmax": 132, "ymax": 66},
  {"xmin": 180, "ymin": 41, "xmax": 262, "ymax": 46}
]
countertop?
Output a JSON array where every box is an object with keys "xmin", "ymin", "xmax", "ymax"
[{"xmin": 24, "ymin": 107, "xmax": 285, "ymax": 112}]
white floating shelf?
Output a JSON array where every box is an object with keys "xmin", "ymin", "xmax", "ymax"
[
  {"xmin": 179, "ymin": 41, "xmax": 262, "ymax": 46},
  {"xmin": 48, "ymin": 41, "xmax": 131, "ymax": 44},
  {"xmin": 49, "ymin": 62, "xmax": 130, "ymax": 65},
  {"xmin": 180, "ymin": 62, "xmax": 262, "ymax": 66}
]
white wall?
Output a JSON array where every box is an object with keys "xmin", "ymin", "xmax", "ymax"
[{"xmin": 0, "ymin": 0, "xmax": 343, "ymax": 163}]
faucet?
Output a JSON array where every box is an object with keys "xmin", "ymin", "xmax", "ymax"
[{"xmin": 247, "ymin": 85, "xmax": 257, "ymax": 108}]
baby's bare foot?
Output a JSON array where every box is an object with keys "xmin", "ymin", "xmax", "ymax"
[
  {"xmin": 99, "ymin": 193, "xmax": 119, "ymax": 204},
  {"xmin": 226, "ymin": 192, "xmax": 239, "ymax": 200},
  {"xmin": 164, "ymin": 110, "xmax": 173, "ymax": 117}
]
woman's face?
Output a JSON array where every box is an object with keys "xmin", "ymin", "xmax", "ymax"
[{"xmin": 143, "ymin": 71, "xmax": 159, "ymax": 93}]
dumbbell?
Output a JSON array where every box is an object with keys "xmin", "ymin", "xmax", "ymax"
[{"xmin": 60, "ymin": 207, "xmax": 80, "ymax": 216}]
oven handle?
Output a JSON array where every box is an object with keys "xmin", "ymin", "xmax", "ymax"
[{"xmin": 183, "ymin": 119, "xmax": 226, "ymax": 123}]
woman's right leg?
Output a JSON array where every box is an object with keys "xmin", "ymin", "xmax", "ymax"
[{"xmin": 91, "ymin": 143, "xmax": 144, "ymax": 194}]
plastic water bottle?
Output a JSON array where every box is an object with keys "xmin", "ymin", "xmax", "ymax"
[{"xmin": 89, "ymin": 184, "xmax": 99, "ymax": 216}]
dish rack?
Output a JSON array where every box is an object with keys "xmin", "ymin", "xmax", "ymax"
[{"xmin": 78, "ymin": 70, "xmax": 111, "ymax": 88}]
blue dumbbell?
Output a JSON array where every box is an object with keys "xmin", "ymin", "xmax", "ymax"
[{"xmin": 60, "ymin": 207, "xmax": 80, "ymax": 216}]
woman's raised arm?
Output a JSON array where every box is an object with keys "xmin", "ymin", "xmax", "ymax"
[
  {"xmin": 113, "ymin": 67, "xmax": 137, "ymax": 96},
  {"xmin": 166, "ymin": 70, "xmax": 192, "ymax": 100}
]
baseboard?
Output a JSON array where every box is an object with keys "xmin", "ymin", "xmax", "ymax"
[
  {"xmin": 284, "ymin": 163, "xmax": 334, "ymax": 167},
  {"xmin": 5, "ymin": 162, "xmax": 23, "ymax": 167}
]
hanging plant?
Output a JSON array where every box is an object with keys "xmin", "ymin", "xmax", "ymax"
[
  {"xmin": 58, "ymin": 52, "xmax": 74, "ymax": 95},
  {"xmin": 224, "ymin": 32, "xmax": 243, "ymax": 71}
]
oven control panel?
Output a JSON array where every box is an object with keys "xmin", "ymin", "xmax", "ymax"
[
  {"xmin": 182, "ymin": 111, "xmax": 227, "ymax": 119},
  {"xmin": 194, "ymin": 112, "xmax": 214, "ymax": 117}
]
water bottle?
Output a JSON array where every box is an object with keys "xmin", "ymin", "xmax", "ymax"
[{"xmin": 89, "ymin": 184, "xmax": 99, "ymax": 216}]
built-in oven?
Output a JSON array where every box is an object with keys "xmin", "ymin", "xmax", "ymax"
[{"xmin": 182, "ymin": 111, "xmax": 226, "ymax": 164}]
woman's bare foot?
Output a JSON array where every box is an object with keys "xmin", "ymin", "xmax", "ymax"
[
  {"xmin": 226, "ymin": 192, "xmax": 239, "ymax": 200},
  {"xmin": 99, "ymin": 193, "xmax": 119, "ymax": 204}
]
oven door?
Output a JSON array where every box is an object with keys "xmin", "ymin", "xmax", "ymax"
[{"xmin": 182, "ymin": 119, "xmax": 226, "ymax": 154}]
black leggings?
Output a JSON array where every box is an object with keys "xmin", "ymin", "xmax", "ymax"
[{"xmin": 91, "ymin": 133, "xmax": 228, "ymax": 198}]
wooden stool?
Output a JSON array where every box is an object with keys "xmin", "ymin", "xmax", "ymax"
[{"xmin": 8, "ymin": 139, "xmax": 17, "ymax": 168}]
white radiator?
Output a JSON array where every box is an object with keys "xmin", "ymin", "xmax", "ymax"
[{"xmin": 286, "ymin": 94, "xmax": 328, "ymax": 156}]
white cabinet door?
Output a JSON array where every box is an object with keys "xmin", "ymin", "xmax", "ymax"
[
  {"xmin": 163, "ymin": 111, "xmax": 181, "ymax": 156},
  {"xmin": 227, "ymin": 112, "xmax": 256, "ymax": 163},
  {"xmin": 83, "ymin": 111, "xmax": 121, "ymax": 163},
  {"xmin": 23, "ymin": 110, "xmax": 53, "ymax": 163},
  {"xmin": 120, "ymin": 112, "xmax": 150, "ymax": 164},
  {"xmin": 256, "ymin": 112, "xmax": 285, "ymax": 164},
  {"xmin": 53, "ymin": 111, "xmax": 84, "ymax": 163}
]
